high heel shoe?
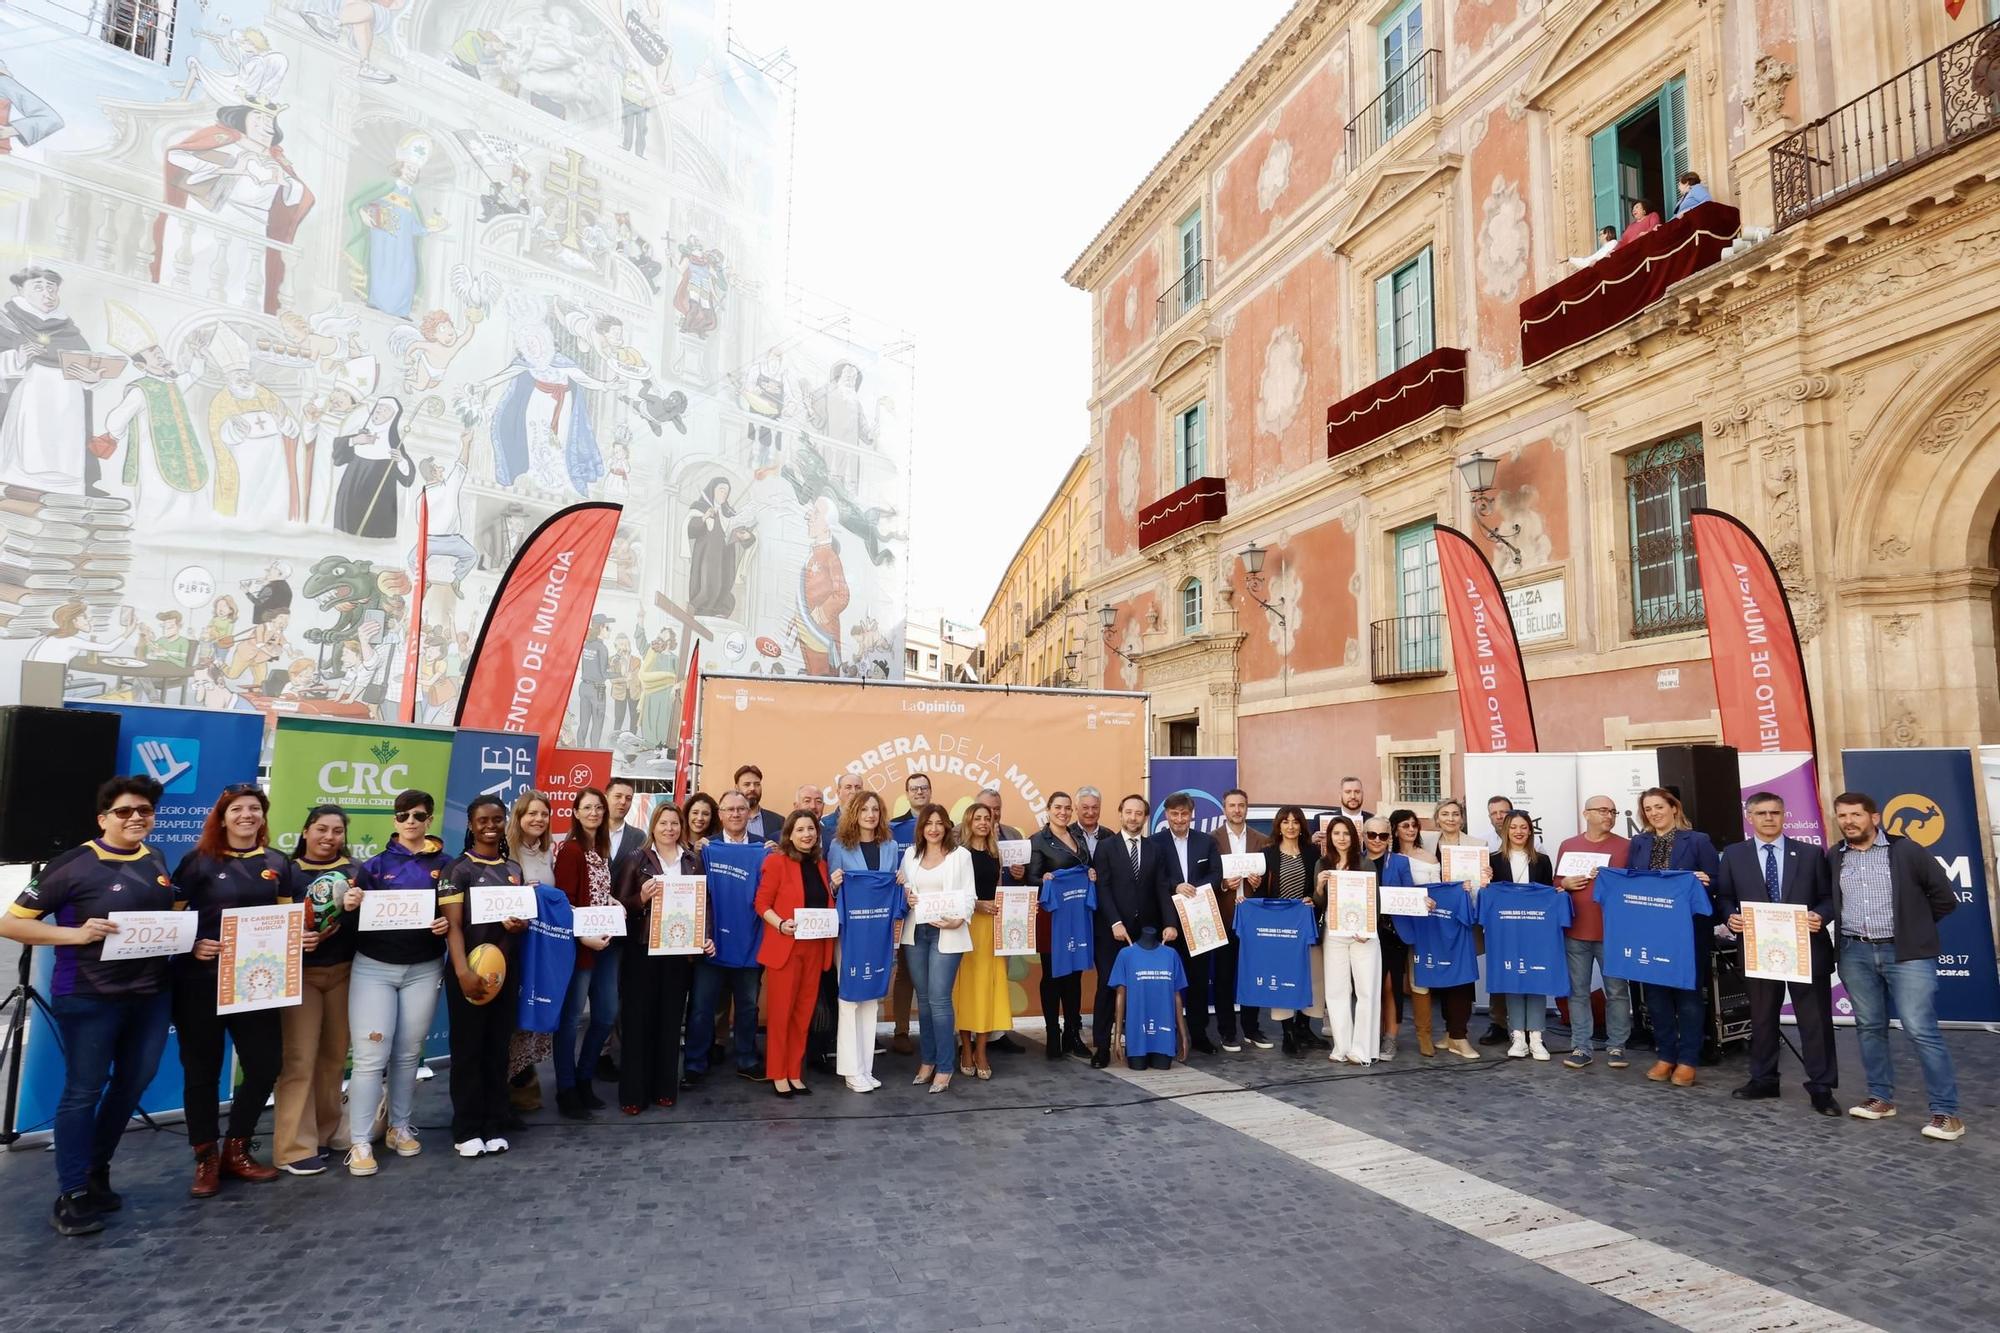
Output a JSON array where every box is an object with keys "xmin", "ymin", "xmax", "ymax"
[
  {"xmin": 929, "ymin": 1074, "xmax": 951, "ymax": 1094},
  {"xmin": 912, "ymin": 1065, "xmax": 935, "ymax": 1085}
]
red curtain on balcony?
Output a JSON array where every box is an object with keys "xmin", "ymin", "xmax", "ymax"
[
  {"xmin": 1136, "ymin": 476, "xmax": 1228, "ymax": 551},
  {"xmin": 1325, "ymin": 346, "xmax": 1467, "ymax": 459},
  {"xmin": 1519, "ymin": 201, "xmax": 1740, "ymax": 366}
]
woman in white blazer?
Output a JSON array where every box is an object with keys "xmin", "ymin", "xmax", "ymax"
[{"xmin": 897, "ymin": 803, "xmax": 973, "ymax": 1093}]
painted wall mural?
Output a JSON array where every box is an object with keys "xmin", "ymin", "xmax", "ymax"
[{"xmin": 0, "ymin": 0, "xmax": 912, "ymax": 778}]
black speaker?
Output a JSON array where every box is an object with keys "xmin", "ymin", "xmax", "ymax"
[
  {"xmin": 1655, "ymin": 743, "xmax": 1744, "ymax": 851},
  {"xmin": 0, "ymin": 705, "xmax": 120, "ymax": 863}
]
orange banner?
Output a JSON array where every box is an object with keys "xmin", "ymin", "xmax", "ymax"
[
  {"xmin": 695, "ymin": 677, "xmax": 1147, "ymax": 824},
  {"xmin": 1691, "ymin": 508, "xmax": 1817, "ymax": 754},
  {"xmin": 537, "ymin": 746, "xmax": 612, "ymax": 837},
  {"xmin": 1436, "ymin": 524, "xmax": 1539, "ymax": 753}
]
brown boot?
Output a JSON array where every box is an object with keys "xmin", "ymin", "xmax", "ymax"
[
  {"xmin": 190, "ymin": 1142, "xmax": 220, "ymax": 1198},
  {"xmin": 221, "ymin": 1136, "xmax": 280, "ymax": 1183},
  {"xmin": 1670, "ymin": 1065, "xmax": 1697, "ymax": 1087},
  {"xmin": 1412, "ymin": 991, "xmax": 1436, "ymax": 1057}
]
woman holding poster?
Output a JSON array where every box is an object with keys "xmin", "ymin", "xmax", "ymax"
[
  {"xmin": 274, "ymin": 806, "xmax": 358, "ymax": 1178},
  {"xmin": 899, "ymin": 805, "xmax": 973, "ymax": 1093},
  {"xmin": 171, "ymin": 784, "xmax": 297, "ymax": 1197},
  {"xmin": 755, "ymin": 811, "xmax": 835, "ymax": 1097},
  {"xmin": 1621, "ymin": 788, "xmax": 1720, "ymax": 1088},
  {"xmin": 1252, "ymin": 807, "xmax": 1321, "ymax": 1055},
  {"xmin": 827, "ymin": 791, "xmax": 904, "ymax": 1091},
  {"xmin": 1025, "ymin": 793, "xmax": 1092, "ymax": 1061},
  {"xmin": 553, "ymin": 788, "xmax": 619, "ymax": 1120},
  {"xmin": 614, "ymin": 803, "xmax": 709, "ymax": 1115},
  {"xmin": 953, "ymin": 802, "xmax": 1010, "ymax": 1079}
]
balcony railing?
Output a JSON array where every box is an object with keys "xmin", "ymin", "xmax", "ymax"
[
  {"xmin": 1772, "ymin": 18, "xmax": 2000, "ymax": 229},
  {"xmin": 1155, "ymin": 259, "xmax": 1210, "ymax": 330},
  {"xmin": 1347, "ymin": 49, "xmax": 1441, "ymax": 166},
  {"xmin": 1137, "ymin": 476, "xmax": 1228, "ymax": 552},
  {"xmin": 1370, "ymin": 615, "xmax": 1447, "ymax": 683}
]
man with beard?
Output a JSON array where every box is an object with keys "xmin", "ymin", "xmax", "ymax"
[{"xmin": 0, "ymin": 267, "xmax": 113, "ymax": 496}]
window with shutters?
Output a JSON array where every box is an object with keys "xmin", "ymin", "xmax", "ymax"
[
  {"xmin": 1173, "ymin": 401, "xmax": 1207, "ymax": 487},
  {"xmin": 1379, "ymin": 0, "xmax": 1428, "ymax": 136},
  {"xmin": 1177, "ymin": 209, "xmax": 1205, "ymax": 306},
  {"xmin": 1588, "ymin": 75, "xmax": 1688, "ymax": 236},
  {"xmin": 1180, "ymin": 578, "xmax": 1204, "ymax": 635},
  {"xmin": 1625, "ymin": 431, "xmax": 1706, "ymax": 637},
  {"xmin": 1374, "ymin": 249, "xmax": 1435, "ymax": 379}
]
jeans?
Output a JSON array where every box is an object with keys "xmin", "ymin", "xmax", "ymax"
[
  {"xmin": 49, "ymin": 991, "xmax": 171, "ymax": 1194},
  {"xmin": 554, "ymin": 948, "xmax": 622, "ymax": 1091},
  {"xmin": 1506, "ymin": 994, "xmax": 1549, "ymax": 1034},
  {"xmin": 903, "ymin": 926, "xmax": 962, "ymax": 1074},
  {"xmin": 1840, "ymin": 937, "xmax": 1959, "ymax": 1116},
  {"xmin": 415, "ymin": 532, "xmax": 479, "ymax": 585},
  {"xmin": 1643, "ymin": 983, "xmax": 1706, "ymax": 1066},
  {"xmin": 345, "ymin": 955, "xmax": 444, "ymax": 1142},
  {"xmin": 686, "ymin": 963, "xmax": 760, "ymax": 1072},
  {"xmin": 1564, "ymin": 938, "xmax": 1632, "ymax": 1052}
]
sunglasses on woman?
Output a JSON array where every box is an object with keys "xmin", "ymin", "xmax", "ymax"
[{"xmin": 395, "ymin": 809, "xmax": 433, "ymax": 823}]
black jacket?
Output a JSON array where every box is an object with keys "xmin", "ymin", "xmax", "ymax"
[
  {"xmin": 1825, "ymin": 835, "xmax": 1957, "ymax": 962},
  {"xmin": 1025, "ymin": 825, "xmax": 1090, "ymax": 886},
  {"xmin": 1489, "ymin": 849, "xmax": 1554, "ymax": 886},
  {"xmin": 1716, "ymin": 836, "xmax": 1838, "ymax": 973},
  {"xmin": 1092, "ymin": 829, "xmax": 1172, "ymax": 938}
]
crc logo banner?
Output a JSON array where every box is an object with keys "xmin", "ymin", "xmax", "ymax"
[
  {"xmin": 269, "ymin": 716, "xmax": 454, "ymax": 859},
  {"xmin": 68, "ymin": 702, "xmax": 265, "ymax": 868}
]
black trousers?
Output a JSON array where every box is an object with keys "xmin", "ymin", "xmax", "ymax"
[
  {"xmin": 444, "ymin": 971, "xmax": 517, "ymax": 1143},
  {"xmin": 1093, "ymin": 929, "xmax": 1124, "ymax": 1052},
  {"xmin": 619, "ymin": 942, "xmax": 692, "ymax": 1106},
  {"xmin": 1746, "ymin": 971, "xmax": 1838, "ymax": 1095},
  {"xmin": 173, "ymin": 962, "xmax": 282, "ymax": 1145},
  {"xmin": 1177, "ymin": 927, "xmax": 1239, "ymax": 1041},
  {"xmin": 1038, "ymin": 951, "xmax": 1083, "ymax": 1043}
]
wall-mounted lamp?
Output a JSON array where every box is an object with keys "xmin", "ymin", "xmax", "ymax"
[
  {"xmin": 1238, "ymin": 542, "xmax": 1288, "ymax": 627},
  {"xmin": 1455, "ymin": 451, "xmax": 1523, "ymax": 563},
  {"xmin": 1098, "ymin": 603, "xmax": 1138, "ymax": 664}
]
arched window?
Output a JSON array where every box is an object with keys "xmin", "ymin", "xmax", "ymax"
[{"xmin": 1180, "ymin": 578, "xmax": 1204, "ymax": 635}]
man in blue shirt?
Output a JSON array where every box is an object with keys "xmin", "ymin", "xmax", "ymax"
[
  {"xmin": 1715, "ymin": 791, "xmax": 1838, "ymax": 1116},
  {"xmin": 684, "ymin": 792, "xmax": 766, "ymax": 1084},
  {"xmin": 1672, "ymin": 171, "xmax": 1714, "ymax": 217}
]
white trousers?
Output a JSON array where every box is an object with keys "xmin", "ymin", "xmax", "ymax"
[
  {"xmin": 835, "ymin": 997, "xmax": 880, "ymax": 1080},
  {"xmin": 1323, "ymin": 934, "xmax": 1384, "ymax": 1062}
]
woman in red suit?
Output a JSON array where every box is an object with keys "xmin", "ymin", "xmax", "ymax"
[{"xmin": 755, "ymin": 810, "xmax": 833, "ymax": 1097}]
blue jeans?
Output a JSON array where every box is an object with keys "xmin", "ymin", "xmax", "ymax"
[
  {"xmin": 1564, "ymin": 938, "xmax": 1632, "ymax": 1051},
  {"xmin": 345, "ymin": 955, "xmax": 444, "ymax": 1141},
  {"xmin": 686, "ymin": 962, "xmax": 760, "ymax": 1073},
  {"xmin": 555, "ymin": 947, "xmax": 622, "ymax": 1090},
  {"xmin": 49, "ymin": 991, "xmax": 171, "ymax": 1194},
  {"xmin": 903, "ymin": 926, "xmax": 961, "ymax": 1074},
  {"xmin": 1506, "ymin": 994, "xmax": 1549, "ymax": 1033},
  {"xmin": 1644, "ymin": 983, "xmax": 1706, "ymax": 1067},
  {"xmin": 1840, "ymin": 937, "xmax": 1959, "ymax": 1116}
]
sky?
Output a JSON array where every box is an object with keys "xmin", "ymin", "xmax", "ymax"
[{"xmin": 728, "ymin": 1, "xmax": 1297, "ymax": 630}]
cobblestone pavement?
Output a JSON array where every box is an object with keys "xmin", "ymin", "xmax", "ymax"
[{"xmin": 0, "ymin": 1011, "xmax": 1991, "ymax": 1332}]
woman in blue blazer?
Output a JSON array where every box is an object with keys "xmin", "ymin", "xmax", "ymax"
[
  {"xmin": 824, "ymin": 792, "xmax": 903, "ymax": 1092},
  {"xmin": 1620, "ymin": 787, "xmax": 1721, "ymax": 1086}
]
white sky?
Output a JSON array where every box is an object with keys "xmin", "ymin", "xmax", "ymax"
[{"xmin": 729, "ymin": 1, "xmax": 1296, "ymax": 627}]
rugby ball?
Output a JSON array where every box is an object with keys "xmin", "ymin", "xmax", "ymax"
[{"xmin": 466, "ymin": 942, "xmax": 506, "ymax": 1004}]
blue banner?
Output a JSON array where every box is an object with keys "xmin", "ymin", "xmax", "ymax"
[
  {"xmin": 66, "ymin": 702, "xmax": 265, "ymax": 867},
  {"xmin": 443, "ymin": 729, "xmax": 541, "ymax": 854},
  {"xmin": 1841, "ymin": 748, "xmax": 2000, "ymax": 1023},
  {"xmin": 1148, "ymin": 757, "xmax": 1237, "ymax": 834}
]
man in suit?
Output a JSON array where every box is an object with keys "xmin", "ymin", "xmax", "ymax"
[
  {"xmin": 1073, "ymin": 786, "xmax": 1107, "ymax": 861},
  {"xmin": 821, "ymin": 773, "xmax": 862, "ymax": 845},
  {"xmin": 1716, "ymin": 791, "xmax": 1840, "ymax": 1116},
  {"xmin": 1153, "ymin": 790, "xmax": 1230, "ymax": 1054},
  {"xmin": 1215, "ymin": 788, "xmax": 1269, "ymax": 1048},
  {"xmin": 604, "ymin": 778, "xmax": 643, "ymax": 866},
  {"xmin": 1091, "ymin": 793, "xmax": 1175, "ymax": 1067}
]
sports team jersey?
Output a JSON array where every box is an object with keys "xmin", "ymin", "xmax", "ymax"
[
  {"xmin": 353, "ymin": 837, "xmax": 452, "ymax": 965},
  {"xmin": 1402, "ymin": 882, "xmax": 1479, "ymax": 987},
  {"xmin": 1108, "ymin": 941, "xmax": 1186, "ymax": 1058},
  {"xmin": 1595, "ymin": 868, "xmax": 1711, "ymax": 990},
  {"xmin": 442, "ymin": 853, "xmax": 527, "ymax": 958},
  {"xmin": 171, "ymin": 846, "xmax": 296, "ymax": 942},
  {"xmin": 836, "ymin": 869, "xmax": 906, "ymax": 1002},
  {"xmin": 8, "ymin": 840, "xmax": 178, "ymax": 998},
  {"xmin": 1233, "ymin": 897, "xmax": 1317, "ymax": 1008},
  {"xmin": 1038, "ymin": 866, "xmax": 1095, "ymax": 978},
  {"xmin": 293, "ymin": 855, "xmax": 359, "ymax": 967},
  {"xmin": 701, "ymin": 839, "xmax": 767, "ymax": 968},
  {"xmin": 1476, "ymin": 882, "xmax": 1574, "ymax": 995}
]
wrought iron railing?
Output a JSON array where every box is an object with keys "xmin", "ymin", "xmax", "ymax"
[
  {"xmin": 1347, "ymin": 49, "xmax": 1441, "ymax": 166},
  {"xmin": 1626, "ymin": 433, "xmax": 1708, "ymax": 638},
  {"xmin": 1370, "ymin": 614, "xmax": 1446, "ymax": 683},
  {"xmin": 1155, "ymin": 259, "xmax": 1209, "ymax": 330},
  {"xmin": 1771, "ymin": 18, "xmax": 2000, "ymax": 228}
]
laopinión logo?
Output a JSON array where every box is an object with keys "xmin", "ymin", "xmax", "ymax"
[{"xmin": 899, "ymin": 699, "xmax": 966, "ymax": 715}]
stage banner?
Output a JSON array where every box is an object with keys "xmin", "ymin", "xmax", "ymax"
[
  {"xmin": 1436, "ymin": 524, "xmax": 1538, "ymax": 754},
  {"xmin": 1691, "ymin": 508, "xmax": 1818, "ymax": 757},
  {"xmin": 697, "ymin": 677, "xmax": 1146, "ymax": 829},
  {"xmin": 1148, "ymin": 757, "xmax": 1237, "ymax": 834},
  {"xmin": 453, "ymin": 501, "xmax": 622, "ymax": 742},
  {"xmin": 1841, "ymin": 748, "xmax": 2000, "ymax": 1023},
  {"xmin": 1573, "ymin": 750, "xmax": 1662, "ymax": 842},
  {"xmin": 538, "ymin": 747, "xmax": 612, "ymax": 837},
  {"xmin": 443, "ymin": 729, "xmax": 541, "ymax": 854},
  {"xmin": 673, "ymin": 643, "xmax": 700, "ymax": 800},
  {"xmin": 268, "ymin": 716, "xmax": 453, "ymax": 860},
  {"xmin": 67, "ymin": 702, "xmax": 265, "ymax": 868}
]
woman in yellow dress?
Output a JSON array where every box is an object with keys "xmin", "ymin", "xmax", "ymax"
[{"xmin": 954, "ymin": 802, "xmax": 1011, "ymax": 1078}]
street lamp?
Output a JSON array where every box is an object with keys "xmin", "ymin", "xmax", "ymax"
[
  {"xmin": 1455, "ymin": 450, "xmax": 1523, "ymax": 562},
  {"xmin": 1238, "ymin": 542, "xmax": 1287, "ymax": 626},
  {"xmin": 1097, "ymin": 602, "xmax": 1138, "ymax": 664},
  {"xmin": 1063, "ymin": 649, "xmax": 1081, "ymax": 682}
]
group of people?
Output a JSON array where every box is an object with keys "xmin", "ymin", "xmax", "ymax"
[
  {"xmin": 2, "ymin": 764, "xmax": 1970, "ymax": 1242},
  {"xmin": 1571, "ymin": 170, "xmax": 1717, "ymax": 268}
]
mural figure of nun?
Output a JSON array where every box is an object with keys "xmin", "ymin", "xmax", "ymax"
[
  {"xmin": 684, "ymin": 476, "xmax": 753, "ymax": 618},
  {"xmin": 331, "ymin": 395, "xmax": 416, "ymax": 539}
]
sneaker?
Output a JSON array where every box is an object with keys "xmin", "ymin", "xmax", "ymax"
[
  {"xmin": 1507, "ymin": 1032, "xmax": 1529, "ymax": 1059},
  {"xmin": 1606, "ymin": 1049, "xmax": 1629, "ymax": 1069},
  {"xmin": 1220, "ymin": 1039, "xmax": 1242, "ymax": 1054},
  {"xmin": 385, "ymin": 1126, "xmax": 422, "ymax": 1158},
  {"xmin": 1528, "ymin": 1034, "xmax": 1550, "ymax": 1062},
  {"xmin": 454, "ymin": 1139, "xmax": 487, "ymax": 1159},
  {"xmin": 1563, "ymin": 1049, "xmax": 1593, "ymax": 1070},
  {"xmin": 344, "ymin": 1144, "xmax": 378, "ymax": 1177},
  {"xmin": 1379, "ymin": 1034, "xmax": 1396, "ymax": 1061},
  {"xmin": 1245, "ymin": 1032, "xmax": 1274, "ymax": 1051},
  {"xmin": 865, "ymin": 1074, "xmax": 883, "ymax": 1090},
  {"xmin": 845, "ymin": 1078, "xmax": 873, "ymax": 1093},
  {"xmin": 1849, "ymin": 1098, "xmax": 1898, "ymax": 1120},
  {"xmin": 1921, "ymin": 1115, "xmax": 1966, "ymax": 1142},
  {"xmin": 356, "ymin": 62, "xmax": 397, "ymax": 84},
  {"xmin": 51, "ymin": 1191, "xmax": 104, "ymax": 1237},
  {"xmin": 482, "ymin": 1137, "xmax": 510, "ymax": 1155},
  {"xmin": 278, "ymin": 1154, "xmax": 327, "ymax": 1177}
]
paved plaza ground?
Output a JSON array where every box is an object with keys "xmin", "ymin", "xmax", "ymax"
[{"xmin": 1, "ymin": 1004, "xmax": 1992, "ymax": 1333}]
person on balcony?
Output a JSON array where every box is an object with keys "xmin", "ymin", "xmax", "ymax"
[
  {"xmin": 1621, "ymin": 199, "xmax": 1661, "ymax": 244},
  {"xmin": 1672, "ymin": 171, "xmax": 1714, "ymax": 217},
  {"xmin": 1569, "ymin": 226, "xmax": 1619, "ymax": 269}
]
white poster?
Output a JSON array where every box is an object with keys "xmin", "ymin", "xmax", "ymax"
[
  {"xmin": 1464, "ymin": 753, "xmax": 1580, "ymax": 850},
  {"xmin": 1573, "ymin": 750, "xmax": 1662, "ymax": 844}
]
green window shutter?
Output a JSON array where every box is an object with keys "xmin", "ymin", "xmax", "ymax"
[
  {"xmin": 1375, "ymin": 271, "xmax": 1395, "ymax": 379},
  {"xmin": 1661, "ymin": 74, "xmax": 1689, "ymax": 187},
  {"xmin": 1414, "ymin": 247, "xmax": 1435, "ymax": 359},
  {"xmin": 1590, "ymin": 122, "xmax": 1620, "ymax": 234},
  {"xmin": 1173, "ymin": 409, "xmax": 1188, "ymax": 487}
]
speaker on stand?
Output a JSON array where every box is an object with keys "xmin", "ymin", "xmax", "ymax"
[{"xmin": 1654, "ymin": 743, "xmax": 1750, "ymax": 1057}]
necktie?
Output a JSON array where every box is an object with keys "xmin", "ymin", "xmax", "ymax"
[
  {"xmin": 1763, "ymin": 844, "xmax": 1781, "ymax": 903},
  {"xmin": 1129, "ymin": 838, "xmax": 1140, "ymax": 875}
]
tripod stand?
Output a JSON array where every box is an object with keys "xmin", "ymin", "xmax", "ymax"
[{"xmin": 1, "ymin": 935, "xmax": 56, "ymax": 1147}]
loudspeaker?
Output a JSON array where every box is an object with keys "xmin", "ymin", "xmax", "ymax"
[
  {"xmin": 1655, "ymin": 743, "xmax": 1744, "ymax": 851},
  {"xmin": 0, "ymin": 706, "xmax": 120, "ymax": 863}
]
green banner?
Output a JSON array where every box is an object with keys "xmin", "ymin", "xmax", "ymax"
[{"xmin": 268, "ymin": 716, "xmax": 455, "ymax": 860}]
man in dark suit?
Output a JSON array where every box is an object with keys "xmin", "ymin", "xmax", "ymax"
[
  {"xmin": 1716, "ymin": 790, "xmax": 1840, "ymax": 1116},
  {"xmin": 1153, "ymin": 790, "xmax": 1229, "ymax": 1054},
  {"xmin": 1216, "ymin": 788, "xmax": 1270, "ymax": 1048},
  {"xmin": 1090, "ymin": 793, "xmax": 1176, "ymax": 1067}
]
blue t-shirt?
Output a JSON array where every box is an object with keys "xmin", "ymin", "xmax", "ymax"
[
  {"xmin": 517, "ymin": 883, "xmax": 576, "ymax": 1033},
  {"xmin": 1234, "ymin": 897, "xmax": 1317, "ymax": 1008},
  {"xmin": 888, "ymin": 813, "xmax": 916, "ymax": 848},
  {"xmin": 1595, "ymin": 868, "xmax": 1711, "ymax": 990},
  {"xmin": 1039, "ymin": 865, "xmax": 1096, "ymax": 977},
  {"xmin": 1476, "ymin": 882, "xmax": 1573, "ymax": 995},
  {"xmin": 701, "ymin": 840, "xmax": 767, "ymax": 969},
  {"xmin": 836, "ymin": 869, "xmax": 906, "ymax": 1002},
  {"xmin": 1108, "ymin": 942, "xmax": 1186, "ymax": 1058},
  {"xmin": 1403, "ymin": 882, "xmax": 1479, "ymax": 987}
]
